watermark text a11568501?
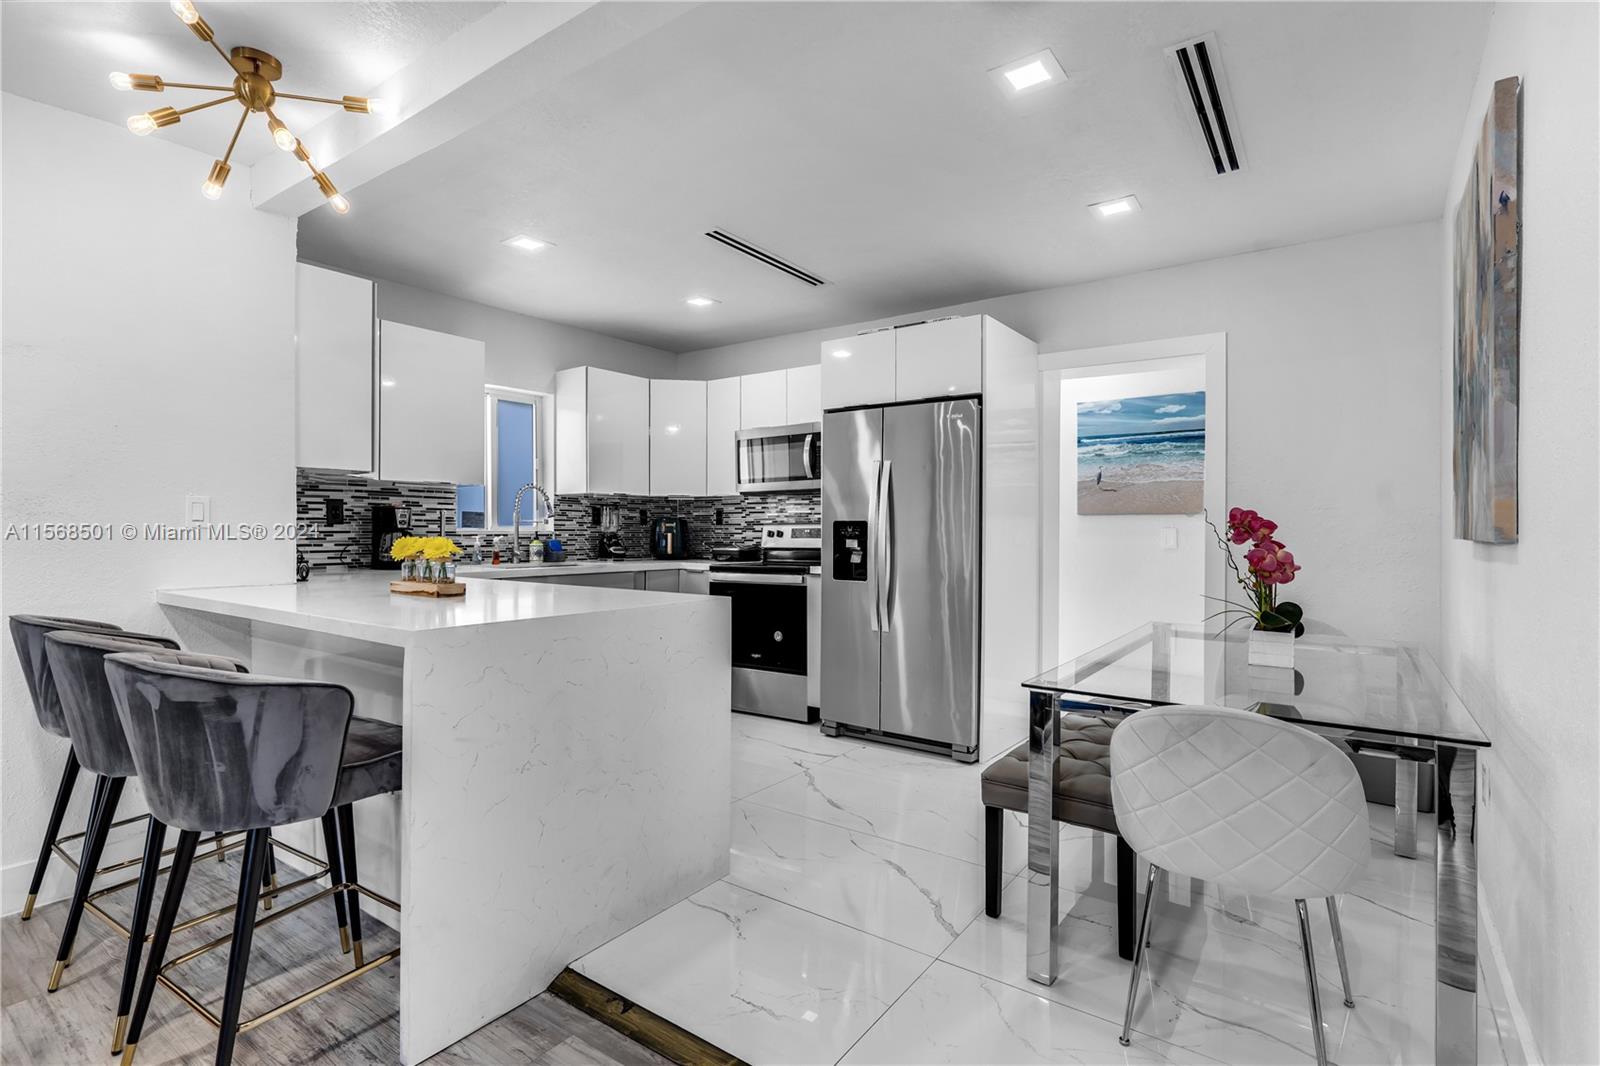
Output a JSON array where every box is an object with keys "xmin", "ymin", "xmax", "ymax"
[{"xmin": 4, "ymin": 521, "xmax": 321, "ymax": 543}]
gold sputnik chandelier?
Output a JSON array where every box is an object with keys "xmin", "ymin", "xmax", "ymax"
[{"xmin": 113, "ymin": 0, "xmax": 383, "ymax": 212}]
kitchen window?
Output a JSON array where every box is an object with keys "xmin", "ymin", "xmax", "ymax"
[{"xmin": 456, "ymin": 386, "xmax": 551, "ymax": 531}]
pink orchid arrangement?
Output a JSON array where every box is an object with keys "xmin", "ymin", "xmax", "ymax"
[{"xmin": 1208, "ymin": 507, "xmax": 1305, "ymax": 635}]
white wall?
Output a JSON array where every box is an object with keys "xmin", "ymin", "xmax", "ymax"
[
  {"xmin": 681, "ymin": 221, "xmax": 1443, "ymax": 648},
  {"xmin": 0, "ymin": 95, "xmax": 298, "ymax": 913},
  {"xmin": 351, "ymin": 274, "xmax": 674, "ymax": 395},
  {"xmin": 1058, "ymin": 364, "xmax": 1207, "ymax": 663},
  {"xmin": 1437, "ymin": 5, "xmax": 1600, "ymax": 1063}
]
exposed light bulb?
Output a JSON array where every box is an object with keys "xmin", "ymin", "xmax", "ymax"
[
  {"xmin": 365, "ymin": 97, "xmax": 390, "ymax": 117},
  {"xmin": 268, "ymin": 115, "xmax": 296, "ymax": 152},
  {"xmin": 170, "ymin": 0, "xmax": 199, "ymax": 25},
  {"xmin": 109, "ymin": 72, "xmax": 133, "ymax": 91},
  {"xmin": 329, "ymin": 193, "xmax": 350, "ymax": 215},
  {"xmin": 127, "ymin": 113, "xmax": 157, "ymax": 136},
  {"xmin": 201, "ymin": 159, "xmax": 230, "ymax": 201}
]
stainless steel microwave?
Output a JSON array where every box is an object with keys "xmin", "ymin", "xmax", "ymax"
[{"xmin": 736, "ymin": 422, "xmax": 821, "ymax": 493}]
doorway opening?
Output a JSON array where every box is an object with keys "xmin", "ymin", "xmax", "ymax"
[{"xmin": 1039, "ymin": 334, "xmax": 1227, "ymax": 666}]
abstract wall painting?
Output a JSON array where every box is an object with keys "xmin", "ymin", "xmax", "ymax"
[
  {"xmin": 1453, "ymin": 75, "xmax": 1522, "ymax": 544},
  {"xmin": 1077, "ymin": 391, "xmax": 1205, "ymax": 515}
]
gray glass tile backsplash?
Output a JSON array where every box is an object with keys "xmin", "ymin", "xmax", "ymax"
[{"xmin": 297, "ymin": 467, "xmax": 819, "ymax": 568}]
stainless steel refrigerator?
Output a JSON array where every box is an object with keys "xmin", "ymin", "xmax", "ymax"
[{"xmin": 820, "ymin": 399, "xmax": 981, "ymax": 761}]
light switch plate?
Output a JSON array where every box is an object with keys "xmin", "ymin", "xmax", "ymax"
[
  {"xmin": 185, "ymin": 494, "xmax": 210, "ymax": 524},
  {"xmin": 1159, "ymin": 526, "xmax": 1178, "ymax": 550}
]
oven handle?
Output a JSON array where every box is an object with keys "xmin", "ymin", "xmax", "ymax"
[
  {"xmin": 802, "ymin": 433, "xmax": 815, "ymax": 480},
  {"xmin": 710, "ymin": 572, "xmax": 807, "ymax": 586}
]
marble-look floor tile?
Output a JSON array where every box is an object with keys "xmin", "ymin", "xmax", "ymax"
[
  {"xmin": 731, "ymin": 714, "xmax": 864, "ymax": 800},
  {"xmin": 730, "ymin": 802, "xmax": 989, "ymax": 956},
  {"xmin": 840, "ymin": 961, "xmax": 1213, "ymax": 1065},
  {"xmin": 573, "ymin": 880, "xmax": 931, "ymax": 1066},
  {"xmin": 743, "ymin": 755, "xmax": 1043, "ymax": 875},
  {"xmin": 943, "ymin": 856, "xmax": 1439, "ymax": 1065}
]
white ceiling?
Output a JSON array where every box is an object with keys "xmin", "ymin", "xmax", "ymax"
[{"xmin": 1, "ymin": 1, "xmax": 501, "ymax": 166}]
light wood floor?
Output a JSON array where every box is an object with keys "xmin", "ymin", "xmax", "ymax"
[{"xmin": 1, "ymin": 845, "xmax": 668, "ymax": 1065}]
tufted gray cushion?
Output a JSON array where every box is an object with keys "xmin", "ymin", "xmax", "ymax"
[
  {"xmin": 104, "ymin": 652, "xmax": 355, "ymax": 834},
  {"xmin": 9, "ymin": 615, "xmax": 126, "ymax": 737},
  {"xmin": 980, "ymin": 714, "xmax": 1118, "ymax": 835},
  {"xmin": 45, "ymin": 630, "xmax": 180, "ymax": 777}
]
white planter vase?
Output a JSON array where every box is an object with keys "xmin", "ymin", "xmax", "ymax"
[{"xmin": 1247, "ymin": 628, "xmax": 1295, "ymax": 669}]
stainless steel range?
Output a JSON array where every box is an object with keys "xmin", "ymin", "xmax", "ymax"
[{"xmin": 709, "ymin": 524, "xmax": 821, "ymax": 722}]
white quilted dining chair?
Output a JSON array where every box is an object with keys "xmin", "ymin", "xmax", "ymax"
[{"xmin": 1109, "ymin": 704, "xmax": 1370, "ymax": 1066}]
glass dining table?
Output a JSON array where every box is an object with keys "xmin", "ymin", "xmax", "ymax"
[{"xmin": 1020, "ymin": 622, "xmax": 1491, "ymax": 1065}]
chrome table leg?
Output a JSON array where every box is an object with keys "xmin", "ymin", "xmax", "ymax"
[
  {"xmin": 1026, "ymin": 690, "xmax": 1060, "ymax": 985},
  {"xmin": 1394, "ymin": 759, "xmax": 1419, "ymax": 858},
  {"xmin": 1435, "ymin": 744, "xmax": 1478, "ymax": 1065}
]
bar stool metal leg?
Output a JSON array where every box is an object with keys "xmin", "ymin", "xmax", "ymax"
[
  {"xmin": 260, "ymin": 830, "xmax": 278, "ymax": 912},
  {"xmin": 111, "ymin": 817, "xmax": 168, "ymax": 1053},
  {"xmin": 336, "ymin": 804, "xmax": 363, "ymax": 967},
  {"xmin": 22, "ymin": 750, "xmax": 80, "ymax": 921},
  {"xmin": 1296, "ymin": 899, "xmax": 1329, "ymax": 1066},
  {"xmin": 122, "ymin": 830, "xmax": 200, "ymax": 1066},
  {"xmin": 1119, "ymin": 863, "xmax": 1162, "ymax": 1046},
  {"xmin": 321, "ymin": 810, "xmax": 350, "ymax": 954},
  {"xmin": 1326, "ymin": 896, "xmax": 1355, "ymax": 1008},
  {"xmin": 215, "ymin": 829, "xmax": 271, "ymax": 1066},
  {"xmin": 49, "ymin": 775, "xmax": 125, "ymax": 991}
]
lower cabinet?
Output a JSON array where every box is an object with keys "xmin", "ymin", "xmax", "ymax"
[
  {"xmin": 509, "ymin": 567, "xmax": 711, "ymax": 592},
  {"xmin": 644, "ymin": 570, "xmax": 681, "ymax": 593},
  {"xmin": 681, "ymin": 570, "xmax": 710, "ymax": 596},
  {"xmin": 513, "ymin": 571, "xmax": 638, "ymax": 590}
]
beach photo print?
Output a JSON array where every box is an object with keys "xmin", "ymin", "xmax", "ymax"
[{"xmin": 1077, "ymin": 391, "xmax": 1205, "ymax": 515}]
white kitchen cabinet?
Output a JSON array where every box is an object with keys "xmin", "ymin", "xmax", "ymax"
[
  {"xmin": 650, "ymin": 379, "xmax": 707, "ymax": 496},
  {"xmin": 644, "ymin": 570, "xmax": 681, "ymax": 593},
  {"xmin": 295, "ymin": 263, "xmax": 374, "ymax": 470},
  {"xmin": 706, "ymin": 376, "xmax": 741, "ymax": 496},
  {"xmin": 785, "ymin": 364, "xmax": 822, "ymax": 424},
  {"xmin": 895, "ymin": 316, "xmax": 983, "ymax": 401},
  {"xmin": 555, "ymin": 367, "xmax": 649, "ymax": 495},
  {"xmin": 378, "ymin": 321, "xmax": 484, "ymax": 484},
  {"xmin": 681, "ymin": 570, "xmax": 710, "ymax": 596},
  {"xmin": 821, "ymin": 329, "xmax": 895, "ymax": 410},
  {"xmin": 739, "ymin": 369, "xmax": 788, "ymax": 428}
]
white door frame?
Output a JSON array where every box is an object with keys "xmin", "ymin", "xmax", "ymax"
[{"xmin": 1038, "ymin": 333, "xmax": 1228, "ymax": 665}]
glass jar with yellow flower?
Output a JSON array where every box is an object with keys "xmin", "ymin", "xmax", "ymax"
[{"xmin": 419, "ymin": 536, "xmax": 462, "ymax": 582}]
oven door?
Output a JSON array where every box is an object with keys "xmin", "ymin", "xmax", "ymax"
[
  {"xmin": 711, "ymin": 573, "xmax": 811, "ymax": 720},
  {"xmin": 736, "ymin": 422, "xmax": 822, "ymax": 493}
]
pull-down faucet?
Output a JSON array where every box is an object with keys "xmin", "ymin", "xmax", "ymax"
[{"xmin": 511, "ymin": 483, "xmax": 552, "ymax": 563}]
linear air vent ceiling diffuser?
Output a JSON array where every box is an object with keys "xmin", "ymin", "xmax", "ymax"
[
  {"xmin": 705, "ymin": 230, "xmax": 826, "ymax": 287},
  {"xmin": 1165, "ymin": 34, "xmax": 1245, "ymax": 176}
]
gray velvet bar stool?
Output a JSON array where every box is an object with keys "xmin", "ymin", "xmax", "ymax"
[
  {"xmin": 8, "ymin": 614, "xmax": 130, "ymax": 922},
  {"xmin": 105, "ymin": 651, "xmax": 402, "ymax": 1066}
]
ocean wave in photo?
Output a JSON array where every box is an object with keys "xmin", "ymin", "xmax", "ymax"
[{"xmin": 1076, "ymin": 429, "xmax": 1204, "ymax": 485}]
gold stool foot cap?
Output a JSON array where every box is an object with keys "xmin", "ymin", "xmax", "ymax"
[
  {"xmin": 121, "ymin": 1042, "xmax": 138, "ymax": 1066},
  {"xmin": 20, "ymin": 894, "xmax": 36, "ymax": 920},
  {"xmin": 111, "ymin": 1015, "xmax": 129, "ymax": 1054},
  {"xmin": 47, "ymin": 959, "xmax": 65, "ymax": 992},
  {"xmin": 339, "ymin": 926, "xmax": 351, "ymax": 954},
  {"xmin": 352, "ymin": 940, "xmax": 365, "ymax": 969}
]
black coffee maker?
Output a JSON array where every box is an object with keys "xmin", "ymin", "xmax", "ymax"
[
  {"xmin": 651, "ymin": 517, "xmax": 689, "ymax": 559},
  {"xmin": 370, "ymin": 504, "xmax": 409, "ymax": 570}
]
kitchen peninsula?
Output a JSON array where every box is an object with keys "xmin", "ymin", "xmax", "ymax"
[{"xmin": 154, "ymin": 573, "xmax": 731, "ymax": 1064}]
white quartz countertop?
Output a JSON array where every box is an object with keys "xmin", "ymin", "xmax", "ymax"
[
  {"xmin": 156, "ymin": 572, "xmax": 700, "ymax": 646},
  {"xmin": 458, "ymin": 559, "xmax": 714, "ymax": 579}
]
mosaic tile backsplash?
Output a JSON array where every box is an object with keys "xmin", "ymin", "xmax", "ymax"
[{"xmin": 297, "ymin": 467, "xmax": 819, "ymax": 568}]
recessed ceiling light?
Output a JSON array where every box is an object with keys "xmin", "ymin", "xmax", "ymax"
[
  {"xmin": 990, "ymin": 49, "xmax": 1066, "ymax": 97},
  {"xmin": 1089, "ymin": 195, "xmax": 1141, "ymax": 218},
  {"xmin": 685, "ymin": 295, "xmax": 718, "ymax": 308},
  {"xmin": 502, "ymin": 234, "xmax": 550, "ymax": 253}
]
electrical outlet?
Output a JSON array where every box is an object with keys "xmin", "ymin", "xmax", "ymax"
[
  {"xmin": 638, "ymin": 507, "xmax": 648, "ymax": 525},
  {"xmin": 325, "ymin": 499, "xmax": 345, "ymax": 525},
  {"xmin": 715, "ymin": 508, "xmax": 725, "ymax": 526}
]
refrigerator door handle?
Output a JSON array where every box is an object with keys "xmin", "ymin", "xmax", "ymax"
[
  {"xmin": 869, "ymin": 458, "xmax": 884, "ymax": 632},
  {"xmin": 878, "ymin": 459, "xmax": 893, "ymax": 632}
]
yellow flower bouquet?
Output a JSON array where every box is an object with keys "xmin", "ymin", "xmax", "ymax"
[{"xmin": 390, "ymin": 535, "xmax": 462, "ymax": 583}]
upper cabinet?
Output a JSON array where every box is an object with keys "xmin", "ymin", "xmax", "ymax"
[
  {"xmin": 706, "ymin": 376, "xmax": 741, "ymax": 496},
  {"xmin": 650, "ymin": 379, "xmax": 707, "ymax": 496},
  {"xmin": 895, "ymin": 316, "xmax": 982, "ymax": 400},
  {"xmin": 555, "ymin": 366, "xmax": 649, "ymax": 495},
  {"xmin": 378, "ymin": 321, "xmax": 485, "ymax": 484},
  {"xmin": 739, "ymin": 369, "xmax": 787, "ymax": 428},
  {"xmin": 295, "ymin": 263, "xmax": 374, "ymax": 471},
  {"xmin": 821, "ymin": 329, "xmax": 895, "ymax": 409},
  {"xmin": 822, "ymin": 317, "xmax": 989, "ymax": 409},
  {"xmin": 784, "ymin": 364, "xmax": 822, "ymax": 424}
]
